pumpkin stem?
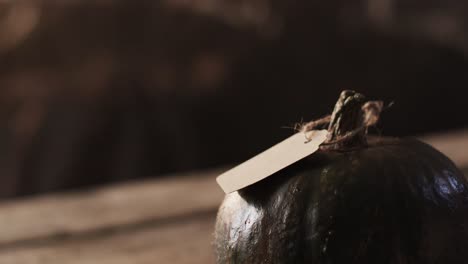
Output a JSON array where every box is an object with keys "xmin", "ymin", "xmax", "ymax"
[{"xmin": 326, "ymin": 90, "xmax": 368, "ymax": 150}]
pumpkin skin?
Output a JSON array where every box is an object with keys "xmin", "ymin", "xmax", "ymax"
[{"xmin": 214, "ymin": 137, "xmax": 468, "ymax": 264}]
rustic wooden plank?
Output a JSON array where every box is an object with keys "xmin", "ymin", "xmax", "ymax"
[
  {"xmin": 0, "ymin": 169, "xmax": 225, "ymax": 246},
  {"xmin": 0, "ymin": 213, "xmax": 216, "ymax": 264},
  {"xmin": 420, "ymin": 129, "xmax": 468, "ymax": 169}
]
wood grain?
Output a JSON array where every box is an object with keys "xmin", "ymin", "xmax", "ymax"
[
  {"xmin": 0, "ymin": 213, "xmax": 216, "ymax": 264},
  {"xmin": 0, "ymin": 169, "xmax": 225, "ymax": 247}
]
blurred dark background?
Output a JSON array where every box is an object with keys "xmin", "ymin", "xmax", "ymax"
[{"xmin": 0, "ymin": 0, "xmax": 467, "ymax": 198}]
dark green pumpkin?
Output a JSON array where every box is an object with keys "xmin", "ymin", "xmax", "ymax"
[{"xmin": 214, "ymin": 91, "xmax": 468, "ymax": 264}]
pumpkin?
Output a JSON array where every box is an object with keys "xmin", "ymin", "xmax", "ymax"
[{"xmin": 214, "ymin": 90, "xmax": 468, "ymax": 263}]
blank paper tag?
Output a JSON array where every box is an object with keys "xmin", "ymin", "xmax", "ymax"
[{"xmin": 216, "ymin": 130, "xmax": 328, "ymax": 193}]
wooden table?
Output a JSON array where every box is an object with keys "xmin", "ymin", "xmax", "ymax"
[{"xmin": 1, "ymin": 131, "xmax": 467, "ymax": 263}]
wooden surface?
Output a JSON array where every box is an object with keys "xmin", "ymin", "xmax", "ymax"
[
  {"xmin": 0, "ymin": 130, "xmax": 467, "ymax": 263},
  {"xmin": 0, "ymin": 169, "xmax": 225, "ymax": 264}
]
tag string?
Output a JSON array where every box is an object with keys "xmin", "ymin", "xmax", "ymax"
[{"xmin": 300, "ymin": 100, "xmax": 387, "ymax": 148}]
